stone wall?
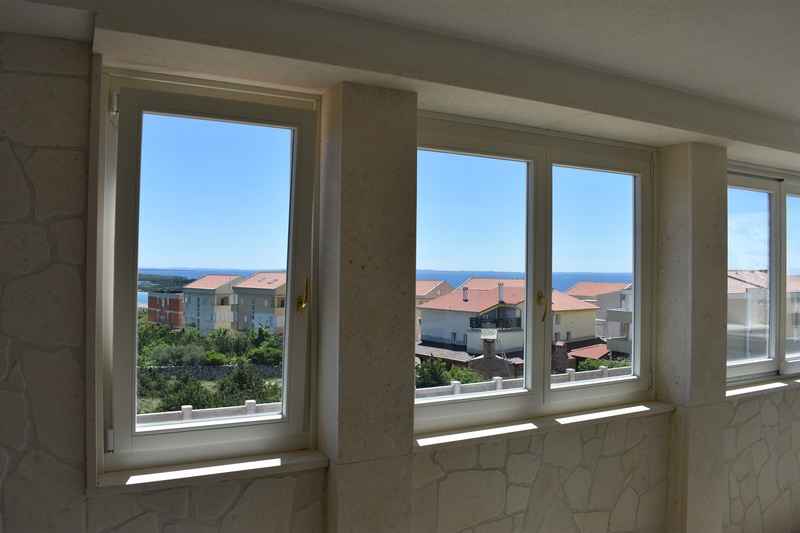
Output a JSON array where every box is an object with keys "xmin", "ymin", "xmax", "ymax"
[
  {"xmin": 0, "ymin": 32, "xmax": 325, "ymax": 533},
  {"xmin": 722, "ymin": 388, "xmax": 800, "ymax": 532},
  {"xmin": 413, "ymin": 412, "xmax": 670, "ymax": 532}
]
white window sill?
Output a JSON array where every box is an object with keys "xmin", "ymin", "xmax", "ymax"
[
  {"xmin": 726, "ymin": 377, "xmax": 800, "ymax": 400},
  {"xmin": 414, "ymin": 401, "xmax": 675, "ymax": 452},
  {"xmin": 90, "ymin": 449, "xmax": 328, "ymax": 496}
]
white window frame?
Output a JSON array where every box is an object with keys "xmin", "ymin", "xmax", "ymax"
[
  {"xmin": 414, "ymin": 115, "xmax": 654, "ymax": 435},
  {"xmin": 93, "ymin": 70, "xmax": 318, "ymax": 476},
  {"xmin": 726, "ymin": 169, "xmax": 800, "ymax": 381}
]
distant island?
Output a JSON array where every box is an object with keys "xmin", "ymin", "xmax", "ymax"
[{"xmin": 138, "ymin": 273, "xmax": 196, "ymax": 293}]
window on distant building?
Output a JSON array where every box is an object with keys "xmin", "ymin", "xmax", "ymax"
[
  {"xmin": 727, "ymin": 170, "xmax": 800, "ymax": 380},
  {"xmin": 94, "ymin": 72, "xmax": 317, "ymax": 475},
  {"xmin": 414, "ymin": 115, "xmax": 653, "ymax": 434}
]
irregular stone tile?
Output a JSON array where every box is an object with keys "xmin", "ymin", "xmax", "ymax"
[
  {"xmin": 729, "ymin": 496, "xmax": 744, "ymax": 524},
  {"xmin": 756, "ymin": 455, "xmax": 779, "ymax": 508},
  {"xmin": 221, "ymin": 477, "xmax": 295, "ymax": 532},
  {"xmin": 0, "ymin": 225, "xmax": 49, "ymax": 274},
  {"xmin": 582, "ymin": 437, "xmax": 602, "ymax": 471},
  {"xmin": 0, "ymin": 448, "xmax": 8, "ymax": 483},
  {"xmin": 724, "ymin": 427, "xmax": 737, "ymax": 462},
  {"xmin": 435, "ymin": 444, "xmax": 477, "ymax": 471},
  {"xmin": 543, "ymin": 428, "xmax": 581, "ymax": 469},
  {"xmin": 139, "ymin": 488, "xmax": 189, "ymax": 519},
  {"xmin": 752, "ymin": 440, "xmax": 770, "ymax": 477},
  {"xmin": 506, "ymin": 485, "xmax": 529, "ymax": 514},
  {"xmin": 87, "ymin": 494, "xmax": 141, "ymax": 532},
  {"xmin": 528, "ymin": 435, "xmax": 543, "ymax": 455},
  {"xmin": 778, "ymin": 401, "xmax": 792, "ymax": 431},
  {"xmin": 0, "ymin": 33, "xmax": 90, "ymax": 75},
  {"xmin": 7, "ymin": 362, "xmax": 25, "ymax": 388},
  {"xmin": 777, "ymin": 448, "xmax": 800, "ymax": 492},
  {"xmin": 116, "ymin": 513, "xmax": 158, "ymax": 533},
  {"xmin": 625, "ymin": 418, "xmax": 644, "ymax": 449},
  {"xmin": 602, "ymin": 420, "xmax": 627, "ymax": 456},
  {"xmin": 508, "ymin": 435, "xmax": 530, "ymax": 454},
  {"xmin": 640, "ymin": 413, "xmax": 668, "ymax": 438},
  {"xmin": 164, "ymin": 524, "xmax": 218, "ymax": 533},
  {"xmin": 731, "ymin": 399, "xmax": 760, "ymax": 427},
  {"xmin": 564, "ymin": 466, "xmax": 591, "ymax": 509},
  {"xmin": 621, "ymin": 446, "xmax": 640, "ymax": 475},
  {"xmin": 292, "ymin": 501, "xmax": 323, "ymax": 533},
  {"xmin": 291, "ymin": 469, "xmax": 325, "ymax": 512},
  {"xmin": 761, "ymin": 398, "xmax": 779, "ymax": 427},
  {"xmin": 437, "ymin": 470, "xmax": 505, "ymax": 532},
  {"xmin": 579, "ymin": 425, "xmax": 597, "ymax": 442},
  {"xmin": 792, "ymin": 420, "xmax": 800, "ymax": 452},
  {"xmin": 0, "ymin": 334, "xmax": 10, "ymax": 380},
  {"xmin": 21, "ymin": 347, "xmax": 83, "ymax": 460},
  {"xmin": 4, "ymin": 451, "xmax": 84, "ymax": 532},
  {"xmin": 730, "ymin": 448, "xmax": 753, "ymax": 482},
  {"xmin": 0, "ymin": 264, "xmax": 83, "ymax": 346},
  {"xmin": 0, "ymin": 73, "xmax": 89, "ymax": 147},
  {"xmin": 762, "ymin": 489, "xmax": 791, "ymax": 532},
  {"xmin": 742, "ymin": 500, "xmax": 763, "ymax": 532},
  {"xmin": 51, "ymin": 219, "xmax": 85, "ymax": 265},
  {"xmin": 588, "ymin": 456, "xmax": 625, "ymax": 510},
  {"xmin": 523, "ymin": 464, "xmax": 560, "ymax": 531},
  {"xmin": 775, "ymin": 427, "xmax": 791, "ymax": 456},
  {"xmin": 507, "ymin": 453, "xmax": 538, "ymax": 485},
  {"xmin": 636, "ymin": 480, "xmax": 666, "ymax": 529},
  {"xmin": 513, "ymin": 513, "xmax": 524, "ymax": 532},
  {"xmin": 574, "ymin": 511, "xmax": 609, "ymax": 533},
  {"xmin": 412, "ymin": 481, "xmax": 437, "ymax": 533},
  {"xmin": 474, "ymin": 516, "xmax": 514, "ymax": 532},
  {"xmin": 729, "ymin": 471, "xmax": 740, "ymax": 500},
  {"xmin": 736, "ymin": 414, "xmax": 762, "ymax": 456},
  {"xmin": 739, "ymin": 472, "xmax": 758, "ymax": 508},
  {"xmin": 538, "ymin": 490, "xmax": 578, "ymax": 533},
  {"xmin": 26, "ymin": 149, "xmax": 86, "ymax": 220},
  {"xmin": 609, "ymin": 486, "xmax": 638, "ymax": 531},
  {"xmin": 479, "ymin": 440, "xmax": 507, "ymax": 469},
  {"xmin": 0, "ymin": 390, "xmax": 28, "ymax": 450},
  {"xmin": 192, "ymin": 481, "xmax": 239, "ymax": 520},
  {"xmin": 0, "ymin": 140, "xmax": 30, "ymax": 221},
  {"xmin": 413, "ymin": 451, "xmax": 444, "ymax": 489}
]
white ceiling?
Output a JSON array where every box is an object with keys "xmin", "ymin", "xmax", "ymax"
[{"xmin": 287, "ymin": 0, "xmax": 800, "ymax": 122}]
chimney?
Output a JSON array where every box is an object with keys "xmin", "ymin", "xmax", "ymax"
[
  {"xmin": 462, "ymin": 287, "xmax": 469, "ymax": 301},
  {"xmin": 498, "ymin": 282, "xmax": 504, "ymax": 303}
]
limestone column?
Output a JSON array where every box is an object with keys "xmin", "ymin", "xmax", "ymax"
[
  {"xmin": 318, "ymin": 82, "xmax": 417, "ymax": 532},
  {"xmin": 656, "ymin": 142, "xmax": 728, "ymax": 532}
]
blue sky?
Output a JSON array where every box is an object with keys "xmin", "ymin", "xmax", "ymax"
[
  {"xmin": 416, "ymin": 150, "xmax": 634, "ymax": 273},
  {"xmin": 137, "ymin": 118, "xmax": 635, "ymax": 273},
  {"xmin": 728, "ymin": 187, "xmax": 769, "ymax": 270},
  {"xmin": 138, "ymin": 113, "xmax": 292, "ymax": 270}
]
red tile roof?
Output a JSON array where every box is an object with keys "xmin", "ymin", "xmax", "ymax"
[
  {"xmin": 419, "ymin": 286, "xmax": 525, "ymax": 313},
  {"xmin": 414, "ymin": 343, "xmax": 473, "ymax": 363},
  {"xmin": 416, "ymin": 280, "xmax": 454, "ymax": 298},
  {"xmin": 728, "ymin": 270, "xmax": 768, "ymax": 291},
  {"xmin": 568, "ymin": 343, "xmax": 609, "ymax": 360},
  {"xmin": 456, "ymin": 277, "xmax": 525, "ymax": 290},
  {"xmin": 551, "ymin": 290, "xmax": 599, "ymax": 312},
  {"xmin": 235, "ymin": 272, "xmax": 287, "ymax": 290},
  {"xmin": 184, "ymin": 274, "xmax": 243, "ymax": 291},
  {"xmin": 565, "ymin": 281, "xmax": 630, "ymax": 298}
]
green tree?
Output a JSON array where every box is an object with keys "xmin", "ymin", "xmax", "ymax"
[
  {"xmin": 577, "ymin": 358, "xmax": 631, "ymax": 372},
  {"xmin": 415, "ymin": 357, "xmax": 449, "ymax": 388},
  {"xmin": 160, "ymin": 374, "xmax": 219, "ymax": 411},
  {"xmin": 149, "ymin": 343, "xmax": 207, "ymax": 366},
  {"xmin": 217, "ymin": 358, "xmax": 281, "ymax": 405},
  {"xmin": 445, "ymin": 365, "xmax": 483, "ymax": 384}
]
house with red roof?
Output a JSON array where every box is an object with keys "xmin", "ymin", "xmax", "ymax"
[
  {"xmin": 182, "ymin": 274, "xmax": 244, "ymax": 335},
  {"xmin": 415, "ymin": 280, "xmax": 454, "ymax": 340},
  {"xmin": 233, "ymin": 272, "xmax": 288, "ymax": 334},
  {"xmin": 566, "ymin": 280, "xmax": 634, "ymax": 355}
]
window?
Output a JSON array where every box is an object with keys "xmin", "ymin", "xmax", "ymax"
[
  {"xmin": 414, "ymin": 115, "xmax": 653, "ymax": 434},
  {"xmin": 94, "ymin": 72, "xmax": 317, "ymax": 474},
  {"xmin": 727, "ymin": 171, "xmax": 800, "ymax": 380}
]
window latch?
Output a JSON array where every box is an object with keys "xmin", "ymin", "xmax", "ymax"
[
  {"xmin": 537, "ymin": 291, "xmax": 548, "ymax": 322},
  {"xmin": 296, "ymin": 277, "xmax": 311, "ymax": 313}
]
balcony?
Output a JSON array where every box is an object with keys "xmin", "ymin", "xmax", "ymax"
[{"xmin": 469, "ymin": 316, "xmax": 522, "ymax": 329}]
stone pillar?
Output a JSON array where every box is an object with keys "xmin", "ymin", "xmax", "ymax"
[
  {"xmin": 656, "ymin": 142, "xmax": 728, "ymax": 532},
  {"xmin": 318, "ymin": 82, "xmax": 417, "ymax": 532}
]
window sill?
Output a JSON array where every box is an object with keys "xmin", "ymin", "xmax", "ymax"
[
  {"xmin": 726, "ymin": 377, "xmax": 800, "ymax": 400},
  {"xmin": 414, "ymin": 401, "xmax": 675, "ymax": 452},
  {"xmin": 90, "ymin": 449, "xmax": 329, "ymax": 496}
]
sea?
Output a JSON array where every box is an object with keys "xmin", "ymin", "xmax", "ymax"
[{"xmin": 136, "ymin": 268, "xmax": 632, "ymax": 305}]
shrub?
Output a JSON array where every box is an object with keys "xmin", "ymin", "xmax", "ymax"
[
  {"xmin": 247, "ymin": 342, "xmax": 283, "ymax": 366},
  {"xmin": 160, "ymin": 374, "xmax": 219, "ymax": 411},
  {"xmin": 205, "ymin": 350, "xmax": 228, "ymax": 365},
  {"xmin": 217, "ymin": 358, "xmax": 281, "ymax": 406},
  {"xmin": 445, "ymin": 365, "xmax": 483, "ymax": 384},
  {"xmin": 577, "ymin": 358, "xmax": 631, "ymax": 372},
  {"xmin": 416, "ymin": 357, "xmax": 449, "ymax": 388},
  {"xmin": 148, "ymin": 343, "xmax": 206, "ymax": 366}
]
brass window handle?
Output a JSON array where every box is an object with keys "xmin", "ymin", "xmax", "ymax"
[
  {"xmin": 297, "ymin": 278, "xmax": 311, "ymax": 313},
  {"xmin": 537, "ymin": 291, "xmax": 548, "ymax": 322}
]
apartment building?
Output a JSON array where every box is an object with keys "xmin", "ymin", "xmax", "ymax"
[
  {"xmin": 182, "ymin": 274, "xmax": 243, "ymax": 336},
  {"xmin": 233, "ymin": 272, "xmax": 287, "ymax": 334},
  {"xmin": 146, "ymin": 291, "xmax": 183, "ymax": 329}
]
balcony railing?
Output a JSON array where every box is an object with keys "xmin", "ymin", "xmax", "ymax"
[{"xmin": 469, "ymin": 316, "xmax": 522, "ymax": 329}]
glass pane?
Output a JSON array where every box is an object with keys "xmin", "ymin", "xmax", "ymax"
[
  {"xmin": 551, "ymin": 166, "xmax": 634, "ymax": 386},
  {"xmin": 415, "ymin": 150, "xmax": 527, "ymax": 399},
  {"xmin": 727, "ymin": 187, "xmax": 770, "ymax": 362},
  {"xmin": 787, "ymin": 195, "xmax": 800, "ymax": 358},
  {"xmin": 136, "ymin": 112, "xmax": 292, "ymax": 426}
]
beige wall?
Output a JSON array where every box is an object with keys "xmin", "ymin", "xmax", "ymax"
[{"xmin": 2, "ymin": 28, "xmax": 800, "ymax": 533}]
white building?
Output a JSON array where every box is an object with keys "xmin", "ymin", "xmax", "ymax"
[{"xmin": 182, "ymin": 274, "xmax": 243, "ymax": 336}]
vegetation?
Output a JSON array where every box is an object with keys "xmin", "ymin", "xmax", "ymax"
[
  {"xmin": 138, "ymin": 273, "xmax": 196, "ymax": 293},
  {"xmin": 577, "ymin": 358, "xmax": 631, "ymax": 372},
  {"xmin": 415, "ymin": 357, "xmax": 484, "ymax": 388},
  {"xmin": 136, "ymin": 313, "xmax": 284, "ymax": 414}
]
